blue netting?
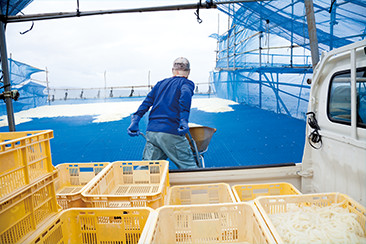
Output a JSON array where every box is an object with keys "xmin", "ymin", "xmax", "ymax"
[
  {"xmin": 0, "ymin": 59, "xmax": 46, "ymax": 115},
  {"xmin": 211, "ymin": 0, "xmax": 366, "ymax": 120},
  {"xmin": 0, "ymin": 0, "xmax": 33, "ymax": 16}
]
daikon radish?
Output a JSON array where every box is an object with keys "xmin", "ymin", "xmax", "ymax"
[{"xmin": 269, "ymin": 203, "xmax": 366, "ymax": 244}]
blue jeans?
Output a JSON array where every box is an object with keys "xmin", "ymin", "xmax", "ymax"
[{"xmin": 142, "ymin": 131, "xmax": 198, "ymax": 169}]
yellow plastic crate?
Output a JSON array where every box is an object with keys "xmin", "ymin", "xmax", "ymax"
[
  {"xmin": 55, "ymin": 162, "xmax": 109, "ymax": 209},
  {"xmin": 82, "ymin": 160, "xmax": 170, "ymax": 209},
  {"xmin": 232, "ymin": 182, "xmax": 301, "ymax": 202},
  {"xmin": 21, "ymin": 207, "xmax": 154, "ymax": 244},
  {"xmin": 0, "ymin": 172, "xmax": 60, "ymax": 244},
  {"xmin": 139, "ymin": 202, "xmax": 276, "ymax": 244},
  {"xmin": 167, "ymin": 183, "xmax": 236, "ymax": 205},
  {"xmin": 255, "ymin": 193, "xmax": 366, "ymax": 243},
  {"xmin": 0, "ymin": 130, "xmax": 55, "ymax": 200}
]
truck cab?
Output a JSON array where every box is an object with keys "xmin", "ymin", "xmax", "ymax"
[{"xmin": 301, "ymin": 39, "xmax": 366, "ymax": 205}]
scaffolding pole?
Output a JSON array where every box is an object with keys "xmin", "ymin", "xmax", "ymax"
[
  {"xmin": 304, "ymin": 0, "xmax": 320, "ymax": 68},
  {"xmin": 0, "ymin": 22, "xmax": 15, "ymax": 131},
  {"xmin": 4, "ymin": 0, "xmax": 270, "ymax": 23}
]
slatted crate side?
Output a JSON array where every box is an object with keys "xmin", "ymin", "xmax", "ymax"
[
  {"xmin": 22, "ymin": 208, "xmax": 154, "ymax": 244},
  {"xmin": 0, "ymin": 130, "xmax": 55, "ymax": 200},
  {"xmin": 81, "ymin": 161, "xmax": 169, "ymax": 209},
  {"xmin": 232, "ymin": 182, "xmax": 302, "ymax": 202},
  {"xmin": 140, "ymin": 203, "xmax": 276, "ymax": 244},
  {"xmin": 55, "ymin": 162, "xmax": 110, "ymax": 209},
  {"xmin": 167, "ymin": 183, "xmax": 236, "ymax": 205},
  {"xmin": 0, "ymin": 172, "xmax": 60, "ymax": 244}
]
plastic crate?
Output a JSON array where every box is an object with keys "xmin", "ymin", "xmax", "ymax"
[
  {"xmin": 139, "ymin": 202, "xmax": 276, "ymax": 243},
  {"xmin": 0, "ymin": 130, "xmax": 55, "ymax": 200},
  {"xmin": 255, "ymin": 192, "xmax": 366, "ymax": 243},
  {"xmin": 167, "ymin": 183, "xmax": 236, "ymax": 205},
  {"xmin": 232, "ymin": 182, "xmax": 301, "ymax": 202},
  {"xmin": 82, "ymin": 160, "xmax": 170, "ymax": 209},
  {"xmin": 0, "ymin": 172, "xmax": 60, "ymax": 244},
  {"xmin": 55, "ymin": 162, "xmax": 109, "ymax": 209},
  {"xmin": 21, "ymin": 207, "xmax": 155, "ymax": 244}
]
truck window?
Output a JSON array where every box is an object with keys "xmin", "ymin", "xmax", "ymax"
[{"xmin": 328, "ymin": 67, "xmax": 366, "ymax": 128}]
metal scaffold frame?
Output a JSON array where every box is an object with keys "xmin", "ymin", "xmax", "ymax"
[{"xmin": 210, "ymin": 0, "xmax": 365, "ymax": 120}]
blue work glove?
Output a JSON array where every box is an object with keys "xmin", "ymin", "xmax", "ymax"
[
  {"xmin": 127, "ymin": 115, "xmax": 141, "ymax": 137},
  {"xmin": 177, "ymin": 119, "xmax": 189, "ymax": 136}
]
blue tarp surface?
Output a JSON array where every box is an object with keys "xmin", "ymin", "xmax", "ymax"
[{"xmin": 0, "ymin": 97, "xmax": 306, "ymax": 169}]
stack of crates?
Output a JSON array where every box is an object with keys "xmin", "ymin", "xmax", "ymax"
[
  {"xmin": 1, "ymin": 131, "xmax": 158, "ymax": 244},
  {"xmin": 55, "ymin": 162, "xmax": 109, "ymax": 209},
  {"xmin": 0, "ymin": 130, "xmax": 59, "ymax": 243}
]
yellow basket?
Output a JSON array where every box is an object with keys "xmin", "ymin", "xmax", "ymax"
[
  {"xmin": 139, "ymin": 202, "xmax": 276, "ymax": 244},
  {"xmin": 82, "ymin": 160, "xmax": 170, "ymax": 209},
  {"xmin": 254, "ymin": 192, "xmax": 366, "ymax": 243},
  {"xmin": 55, "ymin": 162, "xmax": 109, "ymax": 209},
  {"xmin": 0, "ymin": 130, "xmax": 55, "ymax": 200},
  {"xmin": 167, "ymin": 183, "xmax": 236, "ymax": 205},
  {"xmin": 0, "ymin": 172, "xmax": 60, "ymax": 244},
  {"xmin": 232, "ymin": 182, "xmax": 301, "ymax": 202},
  {"xmin": 21, "ymin": 207, "xmax": 154, "ymax": 244}
]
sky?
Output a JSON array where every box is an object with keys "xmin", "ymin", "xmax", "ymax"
[{"xmin": 5, "ymin": 0, "xmax": 229, "ymax": 90}]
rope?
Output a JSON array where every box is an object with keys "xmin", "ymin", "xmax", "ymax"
[{"xmin": 194, "ymin": 0, "xmax": 203, "ymax": 24}]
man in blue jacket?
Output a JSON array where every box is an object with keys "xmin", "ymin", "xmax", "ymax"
[{"xmin": 127, "ymin": 57, "xmax": 198, "ymax": 169}]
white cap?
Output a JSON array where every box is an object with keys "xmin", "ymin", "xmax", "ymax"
[{"xmin": 172, "ymin": 57, "xmax": 190, "ymax": 71}]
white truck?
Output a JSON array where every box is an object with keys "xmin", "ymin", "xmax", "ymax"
[{"xmin": 169, "ymin": 39, "xmax": 366, "ymax": 207}]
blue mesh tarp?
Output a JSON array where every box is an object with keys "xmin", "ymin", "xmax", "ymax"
[
  {"xmin": 0, "ymin": 0, "xmax": 33, "ymax": 16},
  {"xmin": 0, "ymin": 59, "xmax": 46, "ymax": 115},
  {"xmin": 216, "ymin": 0, "xmax": 366, "ymax": 52},
  {"xmin": 211, "ymin": 0, "xmax": 366, "ymax": 120},
  {"xmin": 8, "ymin": 58, "xmax": 43, "ymax": 85}
]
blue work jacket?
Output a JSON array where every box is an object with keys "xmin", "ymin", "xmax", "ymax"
[{"xmin": 133, "ymin": 76, "xmax": 194, "ymax": 135}]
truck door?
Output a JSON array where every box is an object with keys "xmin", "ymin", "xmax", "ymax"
[{"xmin": 301, "ymin": 40, "xmax": 366, "ymax": 206}]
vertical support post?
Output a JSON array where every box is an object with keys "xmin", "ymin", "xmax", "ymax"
[
  {"xmin": 259, "ymin": 71, "xmax": 262, "ymax": 108},
  {"xmin": 290, "ymin": 0, "xmax": 294, "ymax": 67},
  {"xmin": 329, "ymin": 0, "xmax": 336, "ymax": 50},
  {"xmin": 46, "ymin": 67, "xmax": 50, "ymax": 105},
  {"xmin": 259, "ymin": 31, "xmax": 262, "ymax": 67},
  {"xmin": 216, "ymin": 13, "xmax": 220, "ymax": 67},
  {"xmin": 148, "ymin": 70, "xmax": 151, "ymax": 91},
  {"xmin": 233, "ymin": 25, "xmax": 236, "ymax": 69},
  {"xmin": 0, "ymin": 21, "xmax": 16, "ymax": 131},
  {"xmin": 350, "ymin": 48, "xmax": 357, "ymax": 139},
  {"xmin": 304, "ymin": 0, "xmax": 320, "ymax": 68},
  {"xmin": 104, "ymin": 70, "xmax": 107, "ymax": 100},
  {"xmin": 226, "ymin": 4, "xmax": 230, "ymax": 69},
  {"xmin": 276, "ymin": 72, "xmax": 279, "ymax": 113}
]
